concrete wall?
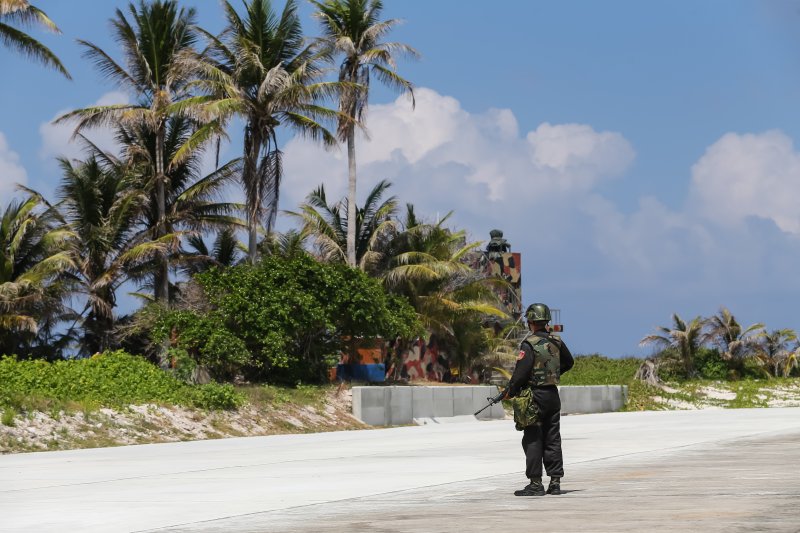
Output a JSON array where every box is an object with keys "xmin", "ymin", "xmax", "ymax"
[
  {"xmin": 352, "ymin": 386, "xmax": 505, "ymax": 426},
  {"xmin": 558, "ymin": 385, "xmax": 628, "ymax": 415},
  {"xmin": 352, "ymin": 385, "xmax": 628, "ymax": 426}
]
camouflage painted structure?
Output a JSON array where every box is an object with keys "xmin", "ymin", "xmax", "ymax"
[{"xmin": 465, "ymin": 229, "xmax": 523, "ymax": 318}]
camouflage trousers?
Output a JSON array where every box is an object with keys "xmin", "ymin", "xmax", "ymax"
[{"xmin": 521, "ymin": 386, "xmax": 564, "ymax": 479}]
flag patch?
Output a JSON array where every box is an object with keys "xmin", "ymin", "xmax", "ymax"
[{"xmin": 517, "ymin": 350, "xmax": 525, "ymax": 361}]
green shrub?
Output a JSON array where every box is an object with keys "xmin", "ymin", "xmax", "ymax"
[
  {"xmin": 0, "ymin": 350, "xmax": 244, "ymax": 411},
  {"xmin": 694, "ymin": 348, "xmax": 727, "ymax": 380},
  {"xmin": 156, "ymin": 256, "xmax": 421, "ymax": 384},
  {"xmin": 1, "ymin": 407, "xmax": 15, "ymax": 427},
  {"xmin": 559, "ymin": 354, "xmax": 641, "ymax": 385},
  {"xmin": 167, "ymin": 347, "xmax": 197, "ymax": 383},
  {"xmin": 156, "ymin": 314, "xmax": 251, "ymax": 380},
  {"xmin": 190, "ymin": 383, "xmax": 244, "ymax": 410}
]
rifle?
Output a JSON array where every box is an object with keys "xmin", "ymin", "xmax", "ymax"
[{"xmin": 474, "ymin": 388, "xmax": 507, "ymax": 416}]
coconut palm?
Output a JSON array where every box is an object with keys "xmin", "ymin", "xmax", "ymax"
[
  {"xmin": 754, "ymin": 328, "xmax": 798, "ymax": 378},
  {"xmin": 56, "ymin": 0, "xmax": 205, "ymax": 303},
  {"xmin": 702, "ymin": 307, "xmax": 764, "ymax": 361},
  {"xmin": 640, "ymin": 313, "xmax": 704, "ymax": 378},
  {"xmin": 0, "ymin": 194, "xmax": 74, "ymax": 356},
  {"xmin": 191, "ymin": 0, "xmax": 339, "ymax": 263},
  {"xmin": 289, "ymin": 178, "xmax": 397, "ymax": 268},
  {"xmin": 381, "ymin": 207, "xmax": 506, "ymax": 341},
  {"xmin": 259, "ymin": 229, "xmax": 309, "ymax": 259},
  {"xmin": 55, "ymin": 155, "xmax": 169, "ymax": 354},
  {"xmin": 183, "ymin": 228, "xmax": 243, "ymax": 275},
  {"xmin": 312, "ymin": 0, "xmax": 417, "ymax": 267},
  {"xmin": 113, "ymin": 117, "xmax": 243, "ymax": 299},
  {"xmin": 783, "ymin": 346, "xmax": 800, "ymax": 378},
  {"xmin": 0, "ymin": 0, "xmax": 70, "ymax": 78}
]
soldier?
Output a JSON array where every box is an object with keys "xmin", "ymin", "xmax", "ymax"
[{"xmin": 507, "ymin": 302, "xmax": 574, "ymax": 496}]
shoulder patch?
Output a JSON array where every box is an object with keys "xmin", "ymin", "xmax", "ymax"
[{"xmin": 517, "ymin": 350, "xmax": 525, "ymax": 361}]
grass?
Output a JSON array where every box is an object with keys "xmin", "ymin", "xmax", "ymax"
[
  {"xmin": 238, "ymin": 383, "xmax": 328, "ymax": 409},
  {"xmin": 1, "ymin": 407, "xmax": 16, "ymax": 427}
]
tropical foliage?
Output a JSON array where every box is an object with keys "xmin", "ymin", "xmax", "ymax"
[
  {"xmin": 289, "ymin": 178, "xmax": 397, "ymax": 268},
  {"xmin": 311, "ymin": 0, "xmax": 417, "ymax": 267},
  {"xmin": 0, "ymin": 350, "xmax": 243, "ymax": 410},
  {"xmin": 0, "ymin": 194, "xmax": 74, "ymax": 358},
  {"xmin": 190, "ymin": 0, "xmax": 339, "ymax": 262},
  {"xmin": 56, "ymin": 0, "xmax": 210, "ymax": 303},
  {"xmin": 154, "ymin": 255, "xmax": 420, "ymax": 383},
  {"xmin": 0, "ymin": 0, "xmax": 70, "ymax": 77},
  {"xmin": 640, "ymin": 308, "xmax": 799, "ymax": 381}
]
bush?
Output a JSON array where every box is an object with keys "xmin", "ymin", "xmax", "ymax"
[
  {"xmin": 156, "ymin": 255, "xmax": 421, "ymax": 384},
  {"xmin": 190, "ymin": 383, "xmax": 244, "ymax": 410},
  {"xmin": 0, "ymin": 350, "xmax": 245, "ymax": 411},
  {"xmin": 694, "ymin": 348, "xmax": 727, "ymax": 380},
  {"xmin": 156, "ymin": 312, "xmax": 252, "ymax": 381}
]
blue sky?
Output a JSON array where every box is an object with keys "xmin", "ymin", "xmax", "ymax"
[{"xmin": 2, "ymin": 0, "xmax": 800, "ymax": 356}]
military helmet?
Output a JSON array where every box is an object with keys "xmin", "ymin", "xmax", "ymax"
[{"xmin": 525, "ymin": 303, "xmax": 551, "ymax": 323}]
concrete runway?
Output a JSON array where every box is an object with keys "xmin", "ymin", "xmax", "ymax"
[{"xmin": 2, "ymin": 408, "xmax": 800, "ymax": 532}]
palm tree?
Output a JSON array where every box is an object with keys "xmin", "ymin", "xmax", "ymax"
[
  {"xmin": 184, "ymin": 228, "xmax": 243, "ymax": 275},
  {"xmin": 0, "ymin": 0, "xmax": 70, "ymax": 78},
  {"xmin": 259, "ymin": 229, "xmax": 309, "ymax": 259},
  {"xmin": 289, "ymin": 178, "xmax": 397, "ymax": 268},
  {"xmin": 56, "ymin": 156, "xmax": 165, "ymax": 354},
  {"xmin": 312, "ymin": 0, "xmax": 417, "ymax": 267},
  {"xmin": 191, "ymin": 0, "xmax": 339, "ymax": 263},
  {"xmin": 702, "ymin": 307, "xmax": 764, "ymax": 361},
  {"xmin": 114, "ymin": 117, "xmax": 243, "ymax": 300},
  {"xmin": 0, "ymin": 194, "xmax": 74, "ymax": 356},
  {"xmin": 640, "ymin": 313, "xmax": 704, "ymax": 378},
  {"xmin": 381, "ymin": 207, "xmax": 506, "ymax": 348},
  {"xmin": 56, "ymin": 0, "xmax": 203, "ymax": 303},
  {"xmin": 754, "ymin": 328, "xmax": 797, "ymax": 378},
  {"xmin": 783, "ymin": 346, "xmax": 800, "ymax": 378}
]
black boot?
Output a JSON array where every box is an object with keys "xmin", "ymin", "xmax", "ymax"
[
  {"xmin": 514, "ymin": 479, "xmax": 545, "ymax": 496},
  {"xmin": 547, "ymin": 477, "xmax": 561, "ymax": 495}
]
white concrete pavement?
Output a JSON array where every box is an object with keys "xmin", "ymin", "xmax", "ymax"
[{"xmin": 2, "ymin": 408, "xmax": 800, "ymax": 532}]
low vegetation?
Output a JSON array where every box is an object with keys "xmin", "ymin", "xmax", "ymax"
[
  {"xmin": 0, "ymin": 350, "xmax": 244, "ymax": 414},
  {"xmin": 0, "ymin": 352, "xmax": 363, "ymax": 453},
  {"xmin": 559, "ymin": 353, "xmax": 800, "ymax": 412}
]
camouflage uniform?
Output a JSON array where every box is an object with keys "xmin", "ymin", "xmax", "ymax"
[{"xmin": 508, "ymin": 330, "xmax": 574, "ymax": 482}]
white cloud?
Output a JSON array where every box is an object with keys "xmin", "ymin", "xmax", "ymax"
[
  {"xmin": 689, "ymin": 130, "xmax": 800, "ymax": 234},
  {"xmin": 282, "ymin": 87, "xmax": 635, "ymax": 223},
  {"xmin": 38, "ymin": 91, "xmax": 129, "ymax": 163},
  {"xmin": 527, "ymin": 123, "xmax": 634, "ymax": 192},
  {"xmin": 0, "ymin": 132, "xmax": 28, "ymax": 200}
]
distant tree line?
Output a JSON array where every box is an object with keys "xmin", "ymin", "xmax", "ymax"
[{"xmin": 639, "ymin": 308, "xmax": 799, "ymax": 382}]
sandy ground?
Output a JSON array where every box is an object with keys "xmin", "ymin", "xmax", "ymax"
[
  {"xmin": 4, "ymin": 380, "xmax": 800, "ymax": 453},
  {"xmin": 651, "ymin": 381, "xmax": 800, "ymax": 410},
  {"xmin": 0, "ymin": 387, "xmax": 366, "ymax": 454}
]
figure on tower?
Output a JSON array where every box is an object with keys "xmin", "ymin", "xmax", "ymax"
[{"xmin": 486, "ymin": 229, "xmax": 511, "ymax": 259}]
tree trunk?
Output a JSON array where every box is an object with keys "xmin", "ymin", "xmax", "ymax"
[
  {"xmin": 248, "ymin": 219, "xmax": 258, "ymax": 264},
  {"xmin": 346, "ymin": 126, "xmax": 357, "ymax": 268},
  {"xmin": 634, "ymin": 358, "xmax": 662, "ymax": 387},
  {"xmin": 155, "ymin": 123, "xmax": 169, "ymax": 303},
  {"xmin": 244, "ymin": 127, "xmax": 262, "ymax": 264}
]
